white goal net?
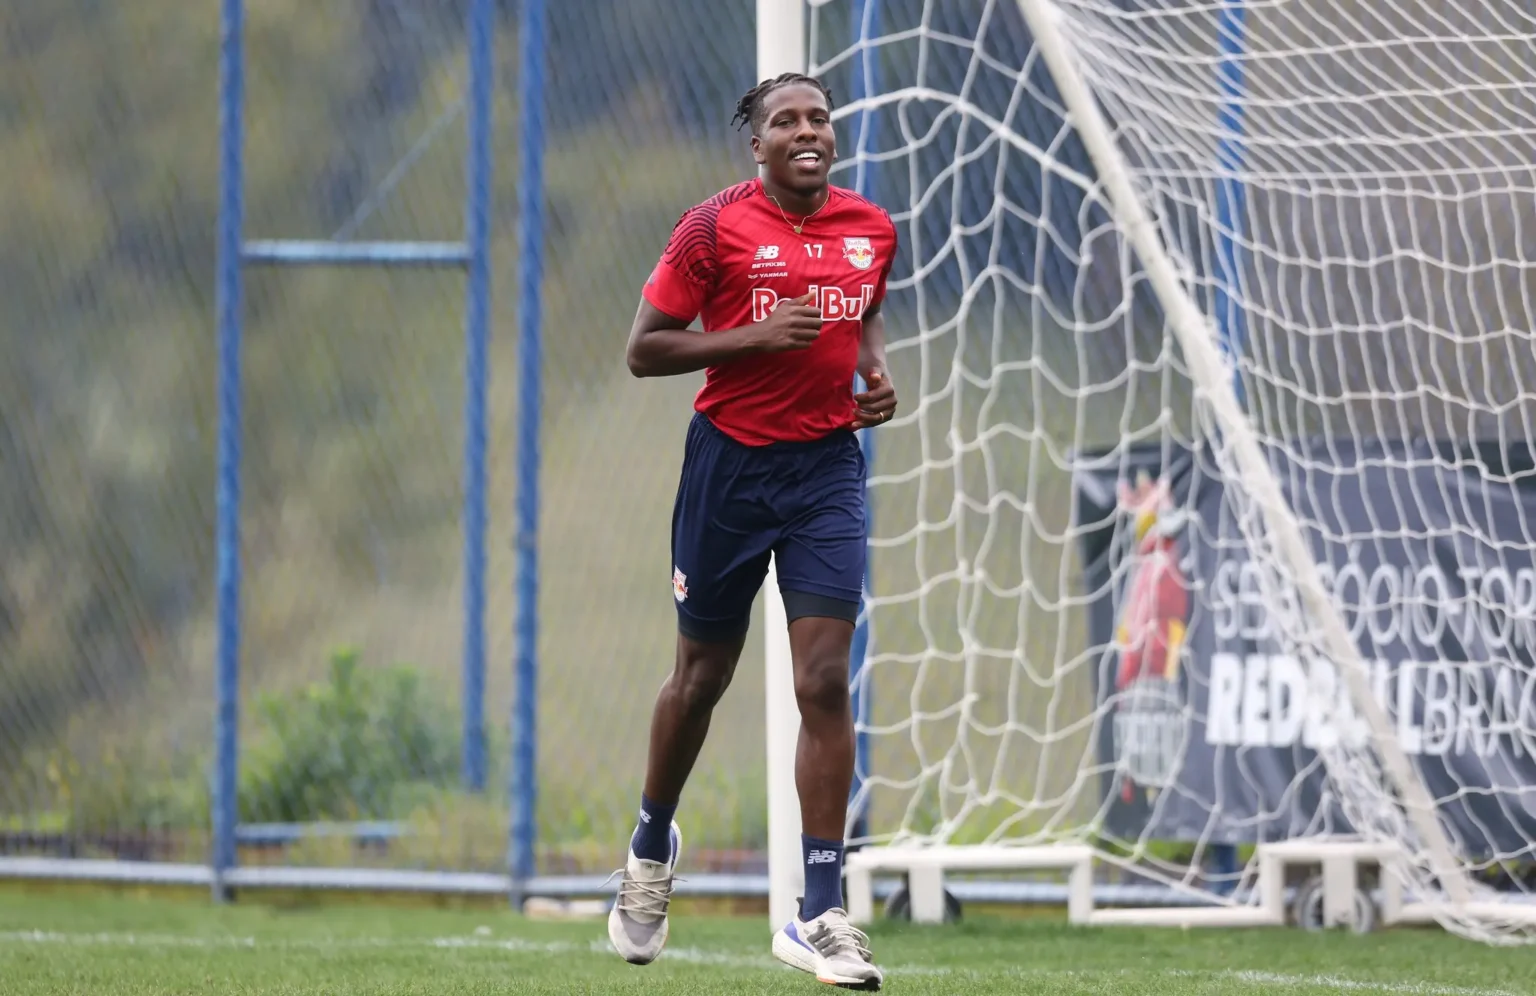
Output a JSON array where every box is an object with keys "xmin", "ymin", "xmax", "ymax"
[{"xmin": 807, "ymin": 0, "xmax": 1536, "ymax": 943}]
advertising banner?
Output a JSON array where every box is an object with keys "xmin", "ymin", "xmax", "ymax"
[{"xmin": 1074, "ymin": 441, "xmax": 1536, "ymax": 855}]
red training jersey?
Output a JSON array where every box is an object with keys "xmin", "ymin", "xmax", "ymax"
[{"xmin": 642, "ymin": 178, "xmax": 898, "ymax": 446}]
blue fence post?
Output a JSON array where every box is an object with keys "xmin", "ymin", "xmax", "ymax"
[
  {"xmin": 1210, "ymin": 0, "xmax": 1248, "ymax": 890},
  {"xmin": 1214, "ymin": 0, "xmax": 1249, "ymax": 408},
  {"xmin": 460, "ymin": 0, "xmax": 495, "ymax": 795},
  {"xmin": 211, "ymin": 0, "xmax": 247, "ymax": 903},
  {"xmin": 847, "ymin": 0, "xmax": 880, "ymax": 844},
  {"xmin": 509, "ymin": 0, "xmax": 548, "ymax": 904}
]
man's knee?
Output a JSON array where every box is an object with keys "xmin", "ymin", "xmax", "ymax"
[
  {"xmin": 672, "ymin": 633, "xmax": 743, "ymax": 713},
  {"xmin": 795, "ymin": 657, "xmax": 851, "ymax": 715},
  {"xmin": 789, "ymin": 617, "xmax": 855, "ymax": 716}
]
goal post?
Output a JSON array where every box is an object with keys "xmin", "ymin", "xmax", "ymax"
[
  {"xmin": 765, "ymin": 0, "xmax": 1536, "ymax": 944},
  {"xmin": 758, "ymin": 0, "xmax": 810, "ymax": 935},
  {"xmin": 757, "ymin": 0, "xmax": 886, "ymax": 931}
]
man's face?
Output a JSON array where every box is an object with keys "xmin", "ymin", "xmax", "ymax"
[{"xmin": 752, "ymin": 83, "xmax": 836, "ymax": 196}]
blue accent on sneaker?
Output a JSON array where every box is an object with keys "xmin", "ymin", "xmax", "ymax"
[
  {"xmin": 801, "ymin": 834, "xmax": 846, "ymax": 921},
  {"xmin": 631, "ymin": 795, "xmax": 678, "ymax": 863},
  {"xmin": 784, "ymin": 920, "xmax": 814, "ymax": 952}
]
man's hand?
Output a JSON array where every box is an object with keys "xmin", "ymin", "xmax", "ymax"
[
  {"xmin": 748, "ymin": 293, "xmax": 823, "ymax": 354},
  {"xmin": 851, "ymin": 369, "xmax": 897, "ymax": 430}
]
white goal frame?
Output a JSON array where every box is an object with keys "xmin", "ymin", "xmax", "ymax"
[{"xmin": 757, "ymin": 0, "xmax": 1487, "ymax": 932}]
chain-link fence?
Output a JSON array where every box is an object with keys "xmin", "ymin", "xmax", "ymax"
[
  {"xmin": 0, "ymin": 0, "xmax": 776, "ymax": 885},
  {"xmin": 0, "ymin": 0, "xmax": 1192, "ymax": 893}
]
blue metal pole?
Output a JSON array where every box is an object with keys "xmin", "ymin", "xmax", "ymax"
[
  {"xmin": 1210, "ymin": 0, "xmax": 1247, "ymax": 889},
  {"xmin": 1214, "ymin": 0, "xmax": 1248, "ymax": 407},
  {"xmin": 510, "ymin": 0, "xmax": 547, "ymax": 894},
  {"xmin": 460, "ymin": 0, "xmax": 494, "ymax": 794},
  {"xmin": 848, "ymin": 0, "xmax": 879, "ymax": 844},
  {"xmin": 211, "ymin": 0, "xmax": 246, "ymax": 901}
]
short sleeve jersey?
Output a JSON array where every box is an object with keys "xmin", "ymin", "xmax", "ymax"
[{"xmin": 642, "ymin": 178, "xmax": 899, "ymax": 447}]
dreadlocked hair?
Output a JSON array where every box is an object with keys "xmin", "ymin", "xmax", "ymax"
[{"xmin": 731, "ymin": 73, "xmax": 835, "ymax": 133}]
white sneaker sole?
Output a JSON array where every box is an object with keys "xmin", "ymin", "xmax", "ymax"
[{"xmin": 771, "ymin": 929, "xmax": 883, "ymax": 991}]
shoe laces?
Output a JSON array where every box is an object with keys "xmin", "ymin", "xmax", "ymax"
[
  {"xmin": 602, "ymin": 865, "xmax": 681, "ymax": 919},
  {"xmin": 806, "ymin": 914, "xmax": 873, "ymax": 962}
]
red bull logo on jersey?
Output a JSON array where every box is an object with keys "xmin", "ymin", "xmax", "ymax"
[
  {"xmin": 842, "ymin": 237, "xmax": 875, "ymax": 270},
  {"xmin": 1110, "ymin": 471, "xmax": 1193, "ymax": 804},
  {"xmin": 751, "ymin": 284, "xmax": 876, "ymax": 324}
]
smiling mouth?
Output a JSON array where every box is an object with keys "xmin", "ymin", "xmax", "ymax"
[{"xmin": 791, "ymin": 149, "xmax": 824, "ymax": 169}]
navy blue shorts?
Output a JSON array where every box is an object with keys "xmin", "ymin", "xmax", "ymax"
[{"xmin": 670, "ymin": 412, "xmax": 866, "ymax": 644}]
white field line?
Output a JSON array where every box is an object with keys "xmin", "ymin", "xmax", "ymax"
[
  {"xmin": 0, "ymin": 929, "xmax": 1527, "ymax": 995},
  {"xmin": 1194, "ymin": 970, "xmax": 1527, "ymax": 996}
]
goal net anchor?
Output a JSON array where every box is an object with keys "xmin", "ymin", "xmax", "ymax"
[{"xmin": 846, "ymin": 837, "xmax": 1536, "ymax": 932}]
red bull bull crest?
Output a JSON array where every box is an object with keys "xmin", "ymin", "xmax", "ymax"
[{"xmin": 1111, "ymin": 473, "xmax": 1193, "ymax": 803}]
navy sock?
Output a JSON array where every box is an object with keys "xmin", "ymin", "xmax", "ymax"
[
  {"xmin": 800, "ymin": 834, "xmax": 846, "ymax": 921},
  {"xmin": 630, "ymin": 794, "xmax": 678, "ymax": 863}
]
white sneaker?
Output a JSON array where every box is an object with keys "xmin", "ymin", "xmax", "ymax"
[
  {"xmin": 772, "ymin": 905, "xmax": 883, "ymax": 991},
  {"xmin": 606, "ymin": 821, "xmax": 682, "ymax": 965}
]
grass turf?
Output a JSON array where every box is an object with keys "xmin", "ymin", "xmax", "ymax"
[{"xmin": 2, "ymin": 888, "xmax": 1535, "ymax": 994}]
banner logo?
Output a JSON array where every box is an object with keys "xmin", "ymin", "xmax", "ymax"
[{"xmin": 1110, "ymin": 472, "xmax": 1192, "ymax": 803}]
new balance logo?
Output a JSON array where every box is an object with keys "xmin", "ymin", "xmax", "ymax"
[
  {"xmin": 639, "ymin": 811, "xmax": 652, "ymax": 824},
  {"xmin": 754, "ymin": 244, "xmax": 780, "ymax": 261},
  {"xmin": 806, "ymin": 849, "xmax": 840, "ymax": 865}
]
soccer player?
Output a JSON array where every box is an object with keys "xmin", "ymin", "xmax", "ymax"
[{"xmin": 607, "ymin": 73, "xmax": 897, "ymax": 991}]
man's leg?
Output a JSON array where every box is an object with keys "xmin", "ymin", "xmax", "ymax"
[
  {"xmin": 632, "ymin": 630, "xmax": 747, "ymax": 860},
  {"xmin": 767, "ymin": 432, "xmax": 883, "ymax": 990},
  {"xmin": 770, "ymin": 606, "xmax": 883, "ymax": 991},
  {"xmin": 788, "ymin": 613, "xmax": 858, "ymax": 909},
  {"xmin": 610, "ymin": 627, "xmax": 757, "ymax": 967},
  {"xmin": 611, "ymin": 413, "xmax": 774, "ymax": 966}
]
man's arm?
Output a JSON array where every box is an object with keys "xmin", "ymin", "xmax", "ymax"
[
  {"xmin": 858, "ymin": 300, "xmax": 889, "ymax": 381},
  {"xmin": 626, "ymin": 295, "xmax": 822, "ymax": 378},
  {"xmin": 851, "ymin": 300, "xmax": 898, "ymax": 429}
]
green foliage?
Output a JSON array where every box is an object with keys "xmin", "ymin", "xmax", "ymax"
[
  {"xmin": 65, "ymin": 750, "xmax": 209, "ymax": 836},
  {"xmin": 238, "ymin": 648, "xmax": 458, "ymax": 823},
  {"xmin": 17, "ymin": 745, "xmax": 208, "ymax": 838}
]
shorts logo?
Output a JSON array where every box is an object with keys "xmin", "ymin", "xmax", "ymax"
[
  {"xmin": 672, "ymin": 567, "xmax": 688, "ymax": 603},
  {"xmin": 842, "ymin": 237, "xmax": 875, "ymax": 270}
]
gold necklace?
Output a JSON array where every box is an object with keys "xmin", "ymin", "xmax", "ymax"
[{"xmin": 768, "ymin": 192, "xmax": 828, "ymax": 235}]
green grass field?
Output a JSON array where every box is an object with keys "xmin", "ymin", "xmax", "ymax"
[{"xmin": 4, "ymin": 888, "xmax": 1536, "ymax": 995}]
